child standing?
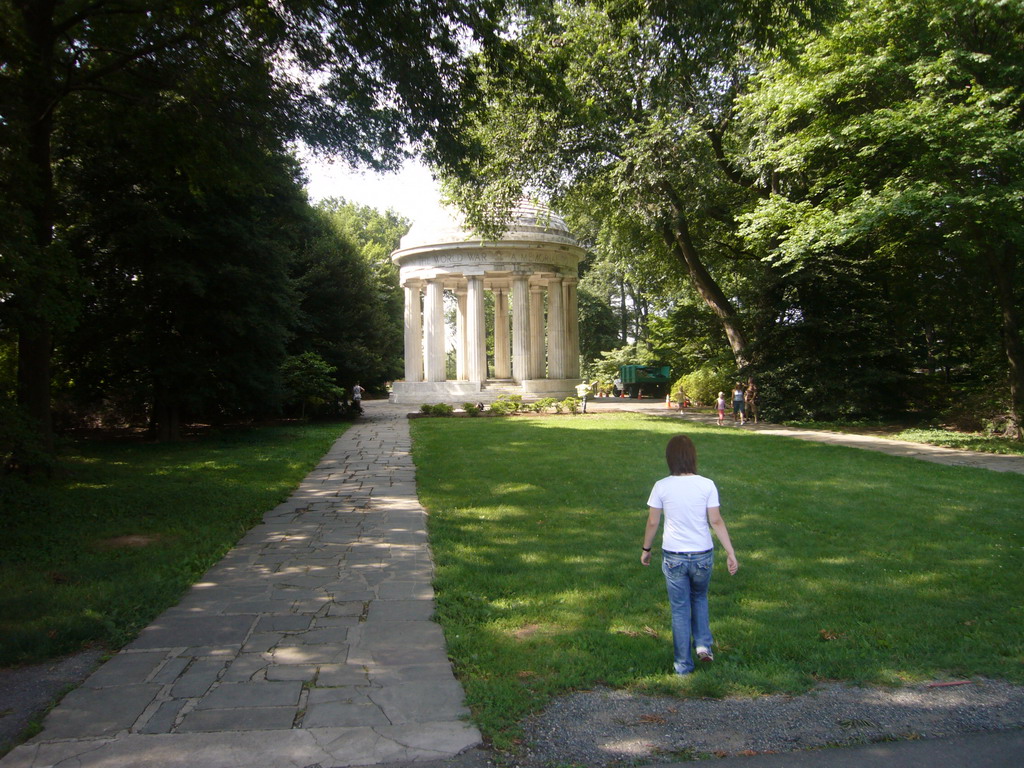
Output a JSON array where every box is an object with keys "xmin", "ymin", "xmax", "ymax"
[{"xmin": 716, "ymin": 392, "xmax": 726, "ymax": 426}]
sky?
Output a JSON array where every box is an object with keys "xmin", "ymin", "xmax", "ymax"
[{"xmin": 301, "ymin": 154, "xmax": 448, "ymax": 227}]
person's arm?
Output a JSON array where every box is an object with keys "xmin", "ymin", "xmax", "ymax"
[
  {"xmin": 641, "ymin": 506, "xmax": 662, "ymax": 566},
  {"xmin": 707, "ymin": 506, "xmax": 739, "ymax": 574}
]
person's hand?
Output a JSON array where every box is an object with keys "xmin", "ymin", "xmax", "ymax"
[
  {"xmin": 641, "ymin": 549, "xmax": 652, "ymax": 566},
  {"xmin": 726, "ymin": 553, "xmax": 739, "ymax": 575}
]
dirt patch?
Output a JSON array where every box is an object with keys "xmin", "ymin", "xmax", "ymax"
[
  {"xmin": 514, "ymin": 623, "xmax": 544, "ymax": 640},
  {"xmin": 94, "ymin": 534, "xmax": 165, "ymax": 549}
]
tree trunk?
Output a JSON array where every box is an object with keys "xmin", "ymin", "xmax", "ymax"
[
  {"xmin": 988, "ymin": 241, "xmax": 1024, "ymax": 439},
  {"xmin": 150, "ymin": 382, "xmax": 183, "ymax": 442},
  {"xmin": 660, "ymin": 186, "xmax": 750, "ymax": 369},
  {"xmin": 17, "ymin": 327, "xmax": 54, "ymax": 452},
  {"xmin": 618, "ymin": 273, "xmax": 629, "ymax": 344},
  {"xmin": 14, "ymin": 1, "xmax": 59, "ymax": 452}
]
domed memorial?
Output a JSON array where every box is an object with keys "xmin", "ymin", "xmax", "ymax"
[{"xmin": 389, "ymin": 201, "xmax": 585, "ymax": 404}]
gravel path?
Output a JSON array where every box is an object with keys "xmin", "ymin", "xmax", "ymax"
[
  {"xmin": 515, "ymin": 680, "xmax": 1024, "ymax": 765},
  {"xmin": 0, "ymin": 649, "xmax": 105, "ymax": 752}
]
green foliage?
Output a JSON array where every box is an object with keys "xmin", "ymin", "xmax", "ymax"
[
  {"xmin": 421, "ymin": 403, "xmax": 455, "ymax": 416},
  {"xmin": 52, "ymin": 57, "xmax": 309, "ymax": 436},
  {"xmin": 1, "ymin": 0, "xmax": 510, "ymax": 449},
  {"xmin": 488, "ymin": 399, "xmax": 519, "ymax": 416},
  {"xmin": 739, "ymin": 0, "xmax": 1024, "ymax": 426},
  {"xmin": 314, "ymin": 199, "xmax": 410, "ymax": 383},
  {"xmin": 463, "ymin": 402, "xmax": 482, "ymax": 416},
  {"xmin": 495, "ymin": 394, "xmax": 524, "ymax": 412},
  {"xmin": 435, "ymin": 0, "xmax": 1021, "ymax": 430},
  {"xmin": 534, "ymin": 397, "xmax": 559, "ymax": 412},
  {"xmin": 0, "ymin": 398, "xmax": 54, "ymax": 475},
  {"xmin": 412, "ymin": 414, "xmax": 1024, "ymax": 746},
  {"xmin": 280, "ymin": 353, "xmax": 345, "ymax": 418},
  {"xmin": 586, "ymin": 344, "xmax": 657, "ymax": 383},
  {"xmin": 561, "ymin": 397, "xmax": 581, "ymax": 415},
  {"xmin": 673, "ymin": 368, "xmax": 732, "ymax": 408},
  {"xmin": 577, "ymin": 284, "xmax": 622, "ymax": 363},
  {"xmin": 0, "ymin": 422, "xmax": 348, "ymax": 665},
  {"xmin": 289, "ymin": 205, "xmax": 403, "ymax": 392}
]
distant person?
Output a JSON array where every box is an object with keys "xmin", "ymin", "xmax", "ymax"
[
  {"xmin": 352, "ymin": 382, "xmax": 364, "ymax": 405},
  {"xmin": 744, "ymin": 377, "xmax": 759, "ymax": 424},
  {"xmin": 716, "ymin": 391, "xmax": 726, "ymax": 426},
  {"xmin": 732, "ymin": 383, "xmax": 745, "ymax": 425},
  {"xmin": 614, "ymin": 376, "xmax": 623, "ymax": 397},
  {"xmin": 640, "ymin": 435, "xmax": 739, "ymax": 675},
  {"xmin": 575, "ymin": 380, "xmax": 592, "ymax": 413}
]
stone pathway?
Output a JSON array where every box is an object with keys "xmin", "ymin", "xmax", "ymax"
[{"xmin": 1, "ymin": 401, "xmax": 478, "ymax": 768}]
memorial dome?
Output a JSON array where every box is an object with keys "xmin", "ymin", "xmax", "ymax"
[{"xmin": 398, "ymin": 201, "xmax": 578, "ymax": 252}]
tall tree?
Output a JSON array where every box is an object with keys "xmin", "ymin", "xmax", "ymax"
[
  {"xmin": 288, "ymin": 205, "xmax": 400, "ymax": 393},
  {"xmin": 442, "ymin": 0, "xmax": 835, "ymax": 371},
  {"xmin": 316, "ymin": 199, "xmax": 411, "ymax": 384},
  {"xmin": 739, "ymin": 0, "xmax": 1024, "ymax": 431},
  {"xmin": 1, "ymin": 0, "xmax": 507, "ymax": 448},
  {"xmin": 56, "ymin": 60, "xmax": 308, "ymax": 437}
]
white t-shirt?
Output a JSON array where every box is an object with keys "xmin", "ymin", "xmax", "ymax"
[{"xmin": 646, "ymin": 474, "xmax": 720, "ymax": 552}]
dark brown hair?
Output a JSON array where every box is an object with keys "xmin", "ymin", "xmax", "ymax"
[{"xmin": 665, "ymin": 434, "xmax": 697, "ymax": 475}]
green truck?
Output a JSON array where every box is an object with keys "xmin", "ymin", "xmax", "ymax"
[{"xmin": 618, "ymin": 364, "xmax": 672, "ymax": 399}]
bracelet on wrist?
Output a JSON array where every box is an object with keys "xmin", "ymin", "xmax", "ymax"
[{"xmin": 642, "ymin": 546, "xmax": 652, "ymax": 552}]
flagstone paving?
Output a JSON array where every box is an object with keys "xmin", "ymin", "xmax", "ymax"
[{"xmin": 0, "ymin": 401, "xmax": 478, "ymax": 768}]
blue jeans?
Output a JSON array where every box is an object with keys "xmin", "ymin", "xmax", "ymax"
[{"xmin": 662, "ymin": 549, "xmax": 714, "ymax": 674}]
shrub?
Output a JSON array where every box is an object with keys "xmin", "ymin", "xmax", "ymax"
[
  {"xmin": 462, "ymin": 402, "xmax": 481, "ymax": 417},
  {"xmin": 534, "ymin": 397, "xmax": 558, "ymax": 412},
  {"xmin": 672, "ymin": 366, "xmax": 731, "ymax": 408},
  {"xmin": 494, "ymin": 394, "xmax": 524, "ymax": 412},
  {"xmin": 489, "ymin": 399, "xmax": 518, "ymax": 416},
  {"xmin": 280, "ymin": 352, "xmax": 345, "ymax": 419},
  {"xmin": 561, "ymin": 396, "xmax": 581, "ymax": 415},
  {"xmin": 420, "ymin": 403, "xmax": 454, "ymax": 416}
]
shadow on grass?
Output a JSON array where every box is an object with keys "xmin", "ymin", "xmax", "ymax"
[{"xmin": 411, "ymin": 414, "xmax": 1024, "ymax": 744}]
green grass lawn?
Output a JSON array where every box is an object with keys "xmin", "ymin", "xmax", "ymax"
[
  {"xmin": 412, "ymin": 413, "xmax": 1024, "ymax": 748},
  {"xmin": 0, "ymin": 422, "xmax": 349, "ymax": 666}
]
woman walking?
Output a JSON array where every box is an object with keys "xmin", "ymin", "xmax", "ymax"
[{"xmin": 641, "ymin": 435, "xmax": 738, "ymax": 675}]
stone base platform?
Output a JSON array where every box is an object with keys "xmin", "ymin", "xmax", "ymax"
[{"xmin": 389, "ymin": 379, "xmax": 581, "ymax": 405}]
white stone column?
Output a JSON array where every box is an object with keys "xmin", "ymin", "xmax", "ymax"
[
  {"xmin": 530, "ymin": 283, "xmax": 545, "ymax": 379},
  {"xmin": 423, "ymin": 278, "xmax": 446, "ymax": 382},
  {"xmin": 455, "ymin": 286, "xmax": 467, "ymax": 381},
  {"xmin": 547, "ymin": 275, "xmax": 567, "ymax": 379},
  {"xmin": 494, "ymin": 287, "xmax": 511, "ymax": 379},
  {"xmin": 404, "ymin": 283, "xmax": 423, "ymax": 382},
  {"xmin": 466, "ymin": 275, "xmax": 486, "ymax": 383},
  {"xmin": 512, "ymin": 275, "xmax": 531, "ymax": 383},
  {"xmin": 565, "ymin": 278, "xmax": 580, "ymax": 378}
]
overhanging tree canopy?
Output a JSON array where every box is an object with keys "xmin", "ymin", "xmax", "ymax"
[{"xmin": 1, "ymin": 0, "xmax": 509, "ymax": 446}]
